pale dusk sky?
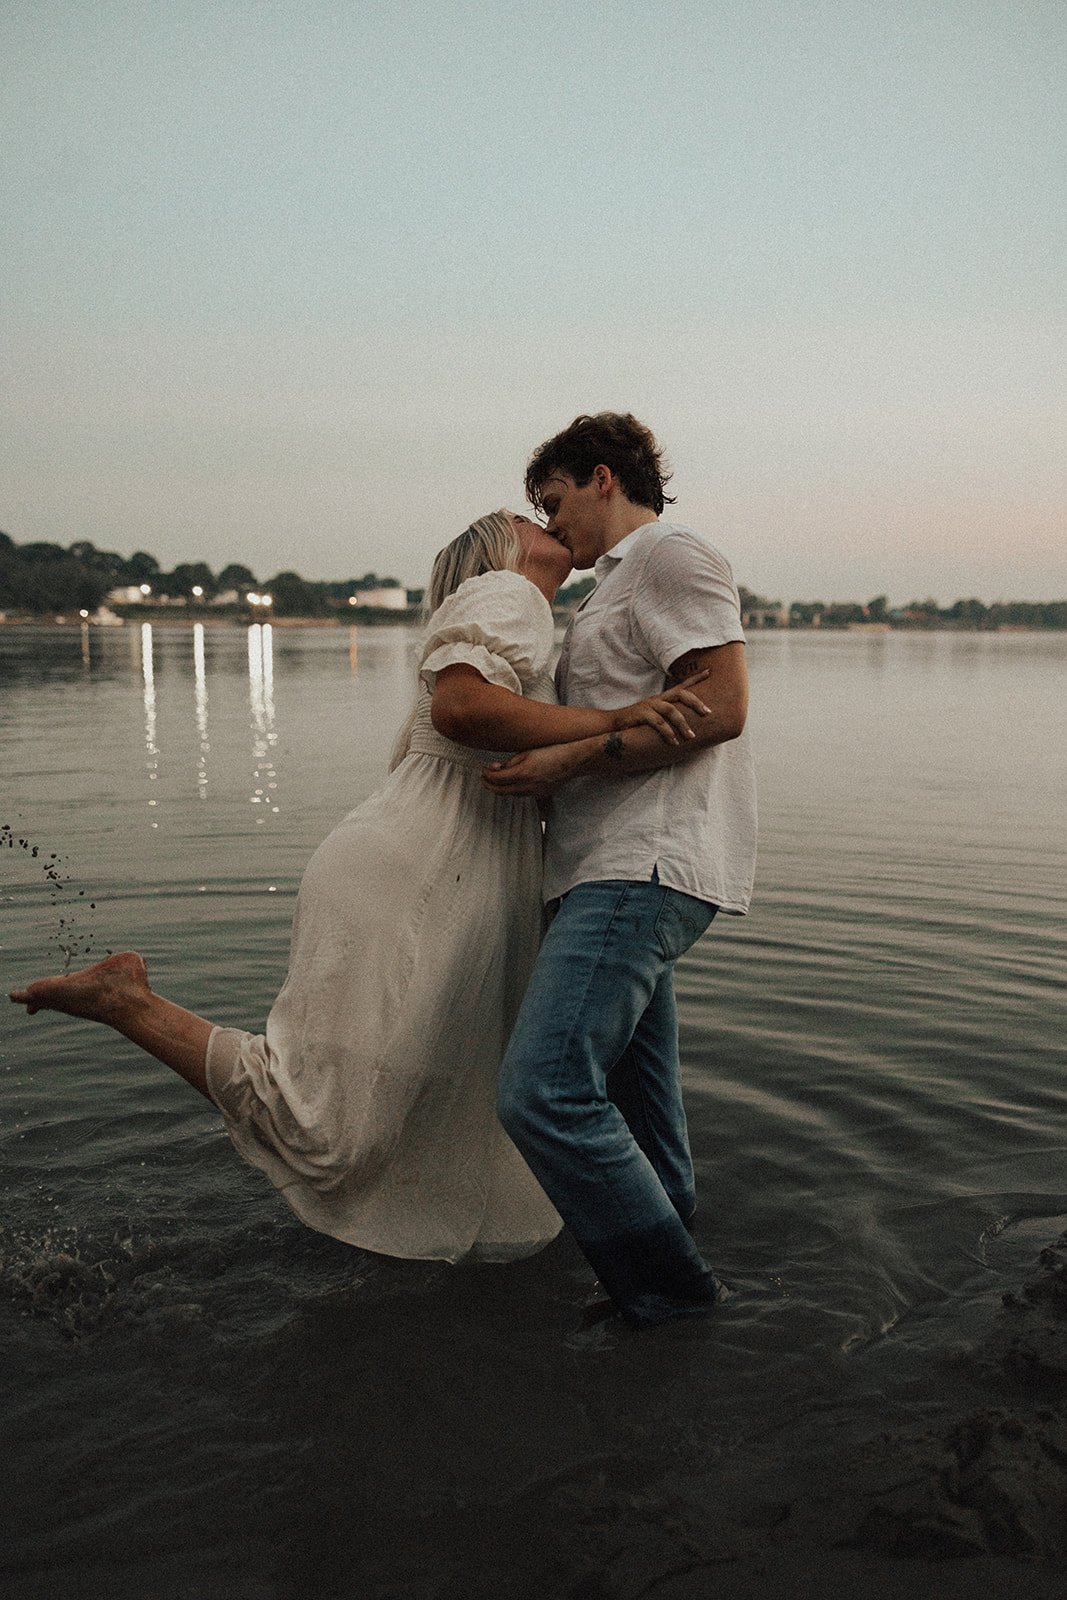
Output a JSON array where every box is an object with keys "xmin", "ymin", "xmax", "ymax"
[{"xmin": 2, "ymin": 0, "xmax": 1064, "ymax": 603}]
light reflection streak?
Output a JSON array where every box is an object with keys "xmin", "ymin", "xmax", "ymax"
[
  {"xmin": 248, "ymin": 623, "xmax": 280, "ymax": 821},
  {"xmin": 141, "ymin": 622, "xmax": 160, "ymax": 825},
  {"xmin": 262, "ymin": 621, "xmax": 275, "ymax": 724},
  {"xmin": 193, "ymin": 623, "xmax": 209, "ymax": 800}
]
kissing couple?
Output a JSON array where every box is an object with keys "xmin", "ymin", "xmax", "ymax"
[{"xmin": 11, "ymin": 410, "xmax": 756, "ymax": 1329}]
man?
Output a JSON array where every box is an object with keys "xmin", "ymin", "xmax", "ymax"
[{"xmin": 483, "ymin": 412, "xmax": 756, "ymax": 1328}]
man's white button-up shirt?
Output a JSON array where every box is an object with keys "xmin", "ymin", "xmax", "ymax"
[{"xmin": 543, "ymin": 520, "xmax": 757, "ymax": 913}]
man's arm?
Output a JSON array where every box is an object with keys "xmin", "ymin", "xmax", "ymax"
[{"xmin": 481, "ymin": 642, "xmax": 747, "ymax": 799}]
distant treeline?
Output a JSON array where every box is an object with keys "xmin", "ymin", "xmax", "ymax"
[
  {"xmin": 738, "ymin": 588, "xmax": 1067, "ymax": 630},
  {"xmin": 1, "ymin": 532, "xmax": 1063, "ymax": 627},
  {"xmin": 0, "ymin": 532, "xmax": 416, "ymax": 617}
]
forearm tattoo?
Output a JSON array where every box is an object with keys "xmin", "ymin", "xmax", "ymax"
[{"xmin": 604, "ymin": 731, "xmax": 624, "ymax": 759}]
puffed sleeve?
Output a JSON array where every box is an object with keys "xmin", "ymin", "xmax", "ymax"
[{"xmin": 419, "ymin": 569, "xmax": 554, "ymax": 696}]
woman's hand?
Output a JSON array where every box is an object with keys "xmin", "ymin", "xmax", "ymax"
[
  {"xmin": 609, "ymin": 670, "xmax": 712, "ymax": 745},
  {"xmin": 483, "ymin": 742, "xmax": 584, "ymax": 799}
]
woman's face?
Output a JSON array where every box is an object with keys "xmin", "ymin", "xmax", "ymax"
[{"xmin": 510, "ymin": 512, "xmax": 572, "ymax": 585}]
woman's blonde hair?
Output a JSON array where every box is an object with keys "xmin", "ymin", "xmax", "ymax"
[
  {"xmin": 425, "ymin": 510, "xmax": 521, "ymax": 615},
  {"xmin": 388, "ymin": 510, "xmax": 522, "ymax": 772}
]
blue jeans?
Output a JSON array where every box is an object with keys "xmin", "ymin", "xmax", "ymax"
[{"xmin": 497, "ymin": 876, "xmax": 719, "ymax": 1327}]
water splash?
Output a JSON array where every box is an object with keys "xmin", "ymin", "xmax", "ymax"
[
  {"xmin": 1, "ymin": 822, "xmax": 105, "ymax": 973},
  {"xmin": 0, "ymin": 1221, "xmax": 193, "ymax": 1341}
]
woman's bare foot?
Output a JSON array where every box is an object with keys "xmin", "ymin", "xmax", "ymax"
[
  {"xmin": 9, "ymin": 951, "xmax": 151, "ymax": 1023},
  {"xmin": 10, "ymin": 952, "xmax": 215, "ymax": 1100}
]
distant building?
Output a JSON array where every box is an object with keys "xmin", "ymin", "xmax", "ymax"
[
  {"xmin": 353, "ymin": 587, "xmax": 408, "ymax": 610},
  {"xmin": 106, "ymin": 585, "xmax": 189, "ymax": 606},
  {"xmin": 742, "ymin": 603, "xmax": 788, "ymax": 628}
]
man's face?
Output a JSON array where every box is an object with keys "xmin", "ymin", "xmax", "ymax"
[{"xmin": 536, "ymin": 472, "xmax": 608, "ymax": 570}]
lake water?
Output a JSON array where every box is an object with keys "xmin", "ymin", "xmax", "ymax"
[{"xmin": 2, "ymin": 620, "xmax": 1065, "ymax": 1598}]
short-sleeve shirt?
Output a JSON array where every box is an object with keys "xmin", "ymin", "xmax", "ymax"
[{"xmin": 543, "ymin": 521, "xmax": 757, "ymax": 913}]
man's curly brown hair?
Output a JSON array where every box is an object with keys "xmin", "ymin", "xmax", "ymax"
[{"xmin": 525, "ymin": 412, "xmax": 676, "ymax": 516}]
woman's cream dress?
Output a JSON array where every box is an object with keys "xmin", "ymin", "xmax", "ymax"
[{"xmin": 205, "ymin": 570, "xmax": 562, "ymax": 1261}]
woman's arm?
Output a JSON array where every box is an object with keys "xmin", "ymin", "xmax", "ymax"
[
  {"xmin": 430, "ymin": 663, "xmax": 712, "ymax": 752},
  {"xmin": 481, "ymin": 643, "xmax": 748, "ymax": 797}
]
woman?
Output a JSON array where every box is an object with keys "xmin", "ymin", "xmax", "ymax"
[{"xmin": 10, "ymin": 511, "xmax": 709, "ymax": 1264}]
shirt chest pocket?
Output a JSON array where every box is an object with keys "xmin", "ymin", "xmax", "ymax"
[{"xmin": 565, "ymin": 598, "xmax": 659, "ymax": 702}]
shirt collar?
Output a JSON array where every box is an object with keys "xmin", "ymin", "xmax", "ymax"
[{"xmin": 593, "ymin": 519, "xmax": 661, "ymax": 580}]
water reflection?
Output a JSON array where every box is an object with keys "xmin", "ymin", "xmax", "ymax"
[
  {"xmin": 248, "ymin": 623, "xmax": 280, "ymax": 822},
  {"xmin": 348, "ymin": 625, "xmax": 359, "ymax": 676},
  {"xmin": 140, "ymin": 623, "xmax": 160, "ymax": 827},
  {"xmin": 193, "ymin": 623, "xmax": 210, "ymax": 801}
]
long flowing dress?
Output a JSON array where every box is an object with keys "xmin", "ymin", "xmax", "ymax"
[{"xmin": 205, "ymin": 570, "xmax": 563, "ymax": 1262}]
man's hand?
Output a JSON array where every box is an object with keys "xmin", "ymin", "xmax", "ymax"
[{"xmin": 481, "ymin": 743, "xmax": 584, "ymax": 800}]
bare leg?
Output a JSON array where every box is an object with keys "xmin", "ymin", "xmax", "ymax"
[{"xmin": 9, "ymin": 952, "xmax": 216, "ymax": 1103}]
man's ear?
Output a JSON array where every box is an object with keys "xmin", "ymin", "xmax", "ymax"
[{"xmin": 593, "ymin": 464, "xmax": 615, "ymax": 496}]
